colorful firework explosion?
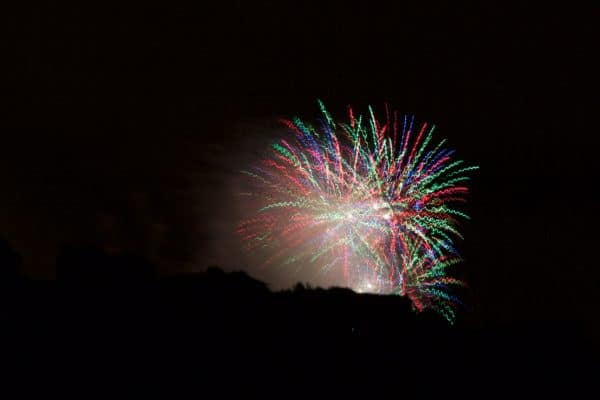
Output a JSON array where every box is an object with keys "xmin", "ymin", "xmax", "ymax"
[{"xmin": 237, "ymin": 101, "xmax": 477, "ymax": 322}]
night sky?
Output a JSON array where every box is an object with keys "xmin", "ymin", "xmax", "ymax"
[{"xmin": 4, "ymin": 2, "xmax": 596, "ymax": 329}]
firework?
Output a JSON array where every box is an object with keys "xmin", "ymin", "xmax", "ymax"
[{"xmin": 237, "ymin": 101, "xmax": 477, "ymax": 322}]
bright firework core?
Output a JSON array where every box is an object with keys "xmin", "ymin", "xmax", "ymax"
[
  {"xmin": 238, "ymin": 101, "xmax": 477, "ymax": 322},
  {"xmin": 321, "ymin": 200, "xmax": 390, "ymax": 223}
]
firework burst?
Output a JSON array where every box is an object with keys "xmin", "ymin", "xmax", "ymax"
[{"xmin": 237, "ymin": 101, "xmax": 477, "ymax": 322}]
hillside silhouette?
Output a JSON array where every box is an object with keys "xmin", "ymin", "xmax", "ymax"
[{"xmin": 0, "ymin": 243, "xmax": 595, "ymax": 397}]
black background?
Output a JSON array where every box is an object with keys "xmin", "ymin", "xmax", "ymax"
[{"xmin": 2, "ymin": 1, "xmax": 597, "ymax": 395}]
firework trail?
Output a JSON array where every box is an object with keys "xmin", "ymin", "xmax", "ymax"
[{"xmin": 237, "ymin": 101, "xmax": 477, "ymax": 322}]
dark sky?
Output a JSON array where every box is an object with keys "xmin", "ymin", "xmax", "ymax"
[{"xmin": 3, "ymin": 2, "xmax": 596, "ymax": 325}]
